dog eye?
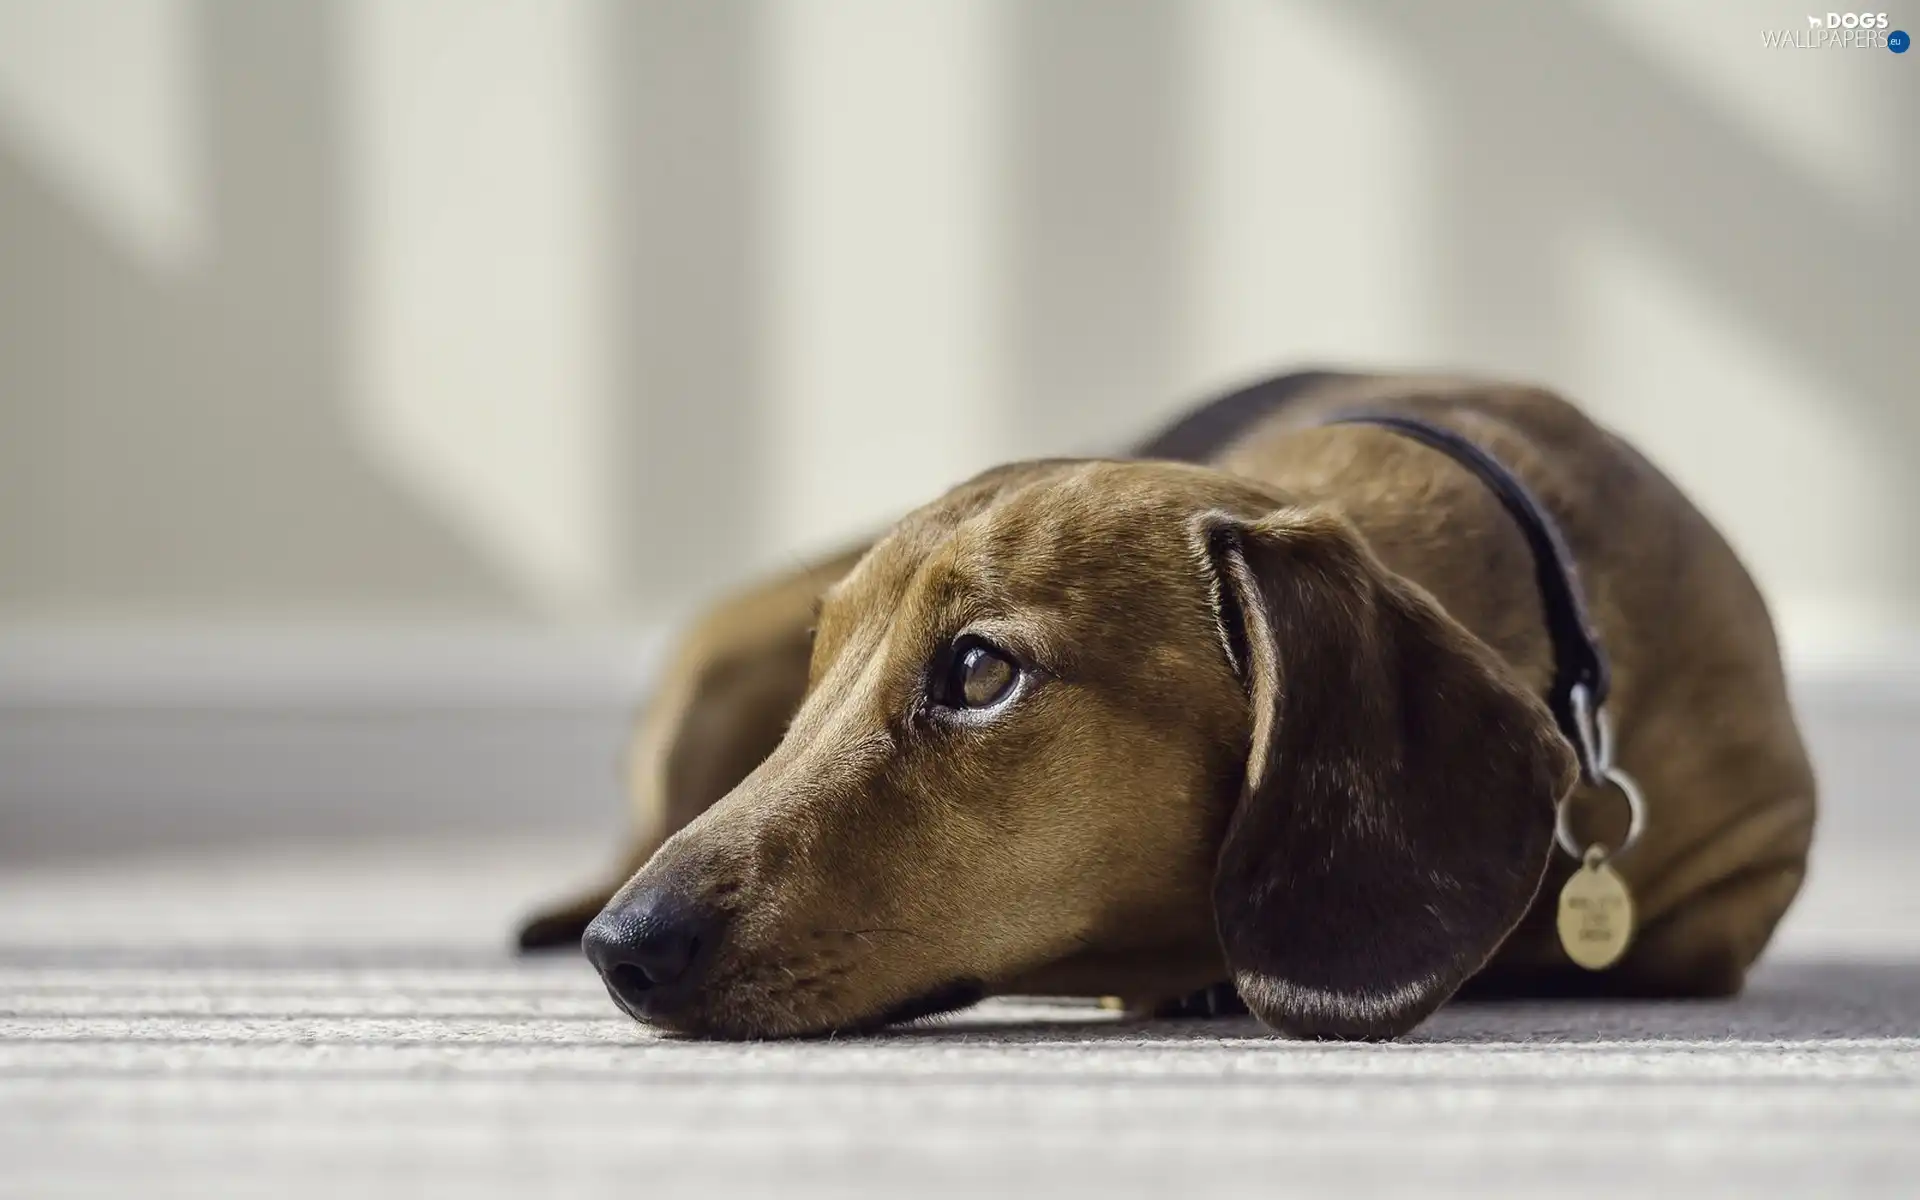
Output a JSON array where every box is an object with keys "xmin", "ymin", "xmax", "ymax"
[{"xmin": 946, "ymin": 641, "xmax": 1018, "ymax": 709}]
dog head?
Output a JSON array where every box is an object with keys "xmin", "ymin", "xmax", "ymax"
[{"xmin": 585, "ymin": 459, "xmax": 1573, "ymax": 1039}]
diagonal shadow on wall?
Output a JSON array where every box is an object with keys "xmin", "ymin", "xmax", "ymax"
[
  {"xmin": 1343, "ymin": 0, "xmax": 1920, "ymax": 607},
  {"xmin": 1003, "ymin": 0, "xmax": 1193, "ymax": 459},
  {"xmin": 0, "ymin": 0, "xmax": 520, "ymax": 618},
  {"xmin": 600, "ymin": 0, "xmax": 771, "ymax": 615}
]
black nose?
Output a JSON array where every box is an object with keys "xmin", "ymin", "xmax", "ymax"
[{"xmin": 582, "ymin": 886, "xmax": 720, "ymax": 1020}]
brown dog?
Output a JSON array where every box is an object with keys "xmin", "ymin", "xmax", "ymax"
[{"xmin": 522, "ymin": 370, "xmax": 1816, "ymax": 1041}]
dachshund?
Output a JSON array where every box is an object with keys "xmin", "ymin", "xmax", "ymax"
[{"xmin": 520, "ymin": 370, "xmax": 1816, "ymax": 1041}]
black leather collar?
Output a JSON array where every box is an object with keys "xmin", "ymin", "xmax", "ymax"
[{"xmin": 1326, "ymin": 412, "xmax": 1613, "ymax": 785}]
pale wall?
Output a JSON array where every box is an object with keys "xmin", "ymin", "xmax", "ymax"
[{"xmin": 2, "ymin": 0, "xmax": 1914, "ymax": 656}]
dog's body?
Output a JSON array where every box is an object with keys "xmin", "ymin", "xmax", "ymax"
[{"xmin": 527, "ymin": 371, "xmax": 1816, "ymax": 1040}]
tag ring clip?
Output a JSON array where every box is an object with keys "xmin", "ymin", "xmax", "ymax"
[{"xmin": 1555, "ymin": 683, "xmax": 1646, "ymax": 861}]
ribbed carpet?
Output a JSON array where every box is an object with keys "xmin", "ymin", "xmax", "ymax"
[{"xmin": 3, "ymin": 837, "xmax": 1916, "ymax": 1198}]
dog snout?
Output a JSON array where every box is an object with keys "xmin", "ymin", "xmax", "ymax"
[{"xmin": 582, "ymin": 885, "xmax": 724, "ymax": 1021}]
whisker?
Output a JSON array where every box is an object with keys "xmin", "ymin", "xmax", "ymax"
[{"xmin": 817, "ymin": 927, "xmax": 922, "ymax": 942}]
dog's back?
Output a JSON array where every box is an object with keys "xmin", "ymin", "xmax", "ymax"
[{"xmin": 1172, "ymin": 371, "xmax": 1816, "ymax": 994}]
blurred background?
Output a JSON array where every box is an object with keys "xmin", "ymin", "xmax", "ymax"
[{"xmin": 0, "ymin": 1, "xmax": 1913, "ymax": 894}]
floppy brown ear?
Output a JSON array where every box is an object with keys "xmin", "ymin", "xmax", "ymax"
[{"xmin": 1199, "ymin": 507, "xmax": 1574, "ymax": 1040}]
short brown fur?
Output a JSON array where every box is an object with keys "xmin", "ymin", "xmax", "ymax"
[{"xmin": 524, "ymin": 372, "xmax": 1816, "ymax": 1040}]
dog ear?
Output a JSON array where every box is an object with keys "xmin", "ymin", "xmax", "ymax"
[{"xmin": 1197, "ymin": 506, "xmax": 1574, "ymax": 1039}]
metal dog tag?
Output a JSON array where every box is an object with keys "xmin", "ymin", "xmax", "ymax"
[{"xmin": 1557, "ymin": 846, "xmax": 1634, "ymax": 970}]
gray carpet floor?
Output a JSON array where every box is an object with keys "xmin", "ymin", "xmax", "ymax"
[{"xmin": 3, "ymin": 835, "xmax": 1917, "ymax": 1198}]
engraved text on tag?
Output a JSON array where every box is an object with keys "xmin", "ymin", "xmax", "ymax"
[{"xmin": 1557, "ymin": 851, "xmax": 1635, "ymax": 970}]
